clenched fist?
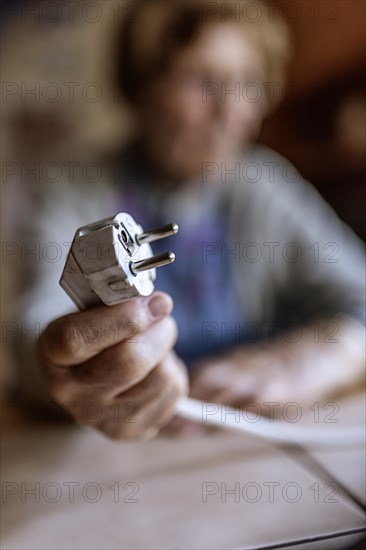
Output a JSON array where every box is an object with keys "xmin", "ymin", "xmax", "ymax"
[{"xmin": 37, "ymin": 292, "xmax": 188, "ymax": 440}]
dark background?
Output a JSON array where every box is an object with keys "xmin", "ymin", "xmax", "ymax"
[{"xmin": 262, "ymin": 0, "xmax": 365, "ymax": 240}]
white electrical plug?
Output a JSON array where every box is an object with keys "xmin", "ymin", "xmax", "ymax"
[{"xmin": 60, "ymin": 212, "xmax": 177, "ymax": 310}]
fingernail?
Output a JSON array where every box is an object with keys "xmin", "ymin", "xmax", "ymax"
[{"xmin": 148, "ymin": 294, "xmax": 171, "ymax": 318}]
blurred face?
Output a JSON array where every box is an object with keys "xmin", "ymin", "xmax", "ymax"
[{"xmin": 135, "ymin": 23, "xmax": 267, "ymax": 183}]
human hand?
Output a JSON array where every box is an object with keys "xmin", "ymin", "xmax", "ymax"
[
  {"xmin": 189, "ymin": 323, "xmax": 362, "ymax": 414},
  {"xmin": 37, "ymin": 292, "xmax": 188, "ymax": 440}
]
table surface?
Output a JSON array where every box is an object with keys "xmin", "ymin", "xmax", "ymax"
[{"xmin": 1, "ymin": 392, "xmax": 365, "ymax": 550}]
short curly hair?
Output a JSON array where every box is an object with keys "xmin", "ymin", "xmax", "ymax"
[{"xmin": 116, "ymin": 0, "xmax": 292, "ymax": 105}]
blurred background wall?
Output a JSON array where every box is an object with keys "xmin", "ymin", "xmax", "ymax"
[
  {"xmin": 263, "ymin": 0, "xmax": 365, "ymax": 240},
  {"xmin": 1, "ymin": 0, "xmax": 132, "ymax": 165}
]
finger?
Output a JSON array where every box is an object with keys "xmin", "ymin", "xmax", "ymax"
[
  {"xmin": 69, "ymin": 316, "xmax": 179, "ymax": 396},
  {"xmin": 112, "ymin": 373, "xmax": 184, "ymax": 440},
  {"xmin": 189, "ymin": 368, "xmax": 232, "ymax": 402},
  {"xmin": 211, "ymin": 387, "xmax": 259, "ymax": 409},
  {"xmin": 97, "ymin": 353, "xmax": 188, "ymax": 439},
  {"xmin": 135, "ymin": 356, "xmax": 188, "ymax": 431},
  {"xmin": 38, "ymin": 291, "xmax": 173, "ymax": 367},
  {"xmin": 114, "ymin": 351, "xmax": 188, "ymax": 405},
  {"xmin": 162, "ymin": 416, "xmax": 204, "ymax": 437}
]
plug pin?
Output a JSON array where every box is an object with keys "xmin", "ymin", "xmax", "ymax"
[
  {"xmin": 136, "ymin": 223, "xmax": 179, "ymax": 245},
  {"xmin": 130, "ymin": 251, "xmax": 175, "ymax": 275}
]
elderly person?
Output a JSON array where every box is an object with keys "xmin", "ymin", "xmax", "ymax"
[{"xmin": 12, "ymin": 0, "xmax": 365, "ymax": 439}]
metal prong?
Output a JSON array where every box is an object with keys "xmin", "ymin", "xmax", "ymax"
[
  {"xmin": 136, "ymin": 223, "xmax": 179, "ymax": 245},
  {"xmin": 130, "ymin": 251, "xmax": 175, "ymax": 275}
]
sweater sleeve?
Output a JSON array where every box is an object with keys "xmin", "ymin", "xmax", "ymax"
[{"xmin": 229, "ymin": 145, "xmax": 366, "ymax": 329}]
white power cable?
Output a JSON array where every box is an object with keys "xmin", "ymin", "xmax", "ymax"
[{"xmin": 176, "ymin": 397, "xmax": 365, "ymax": 446}]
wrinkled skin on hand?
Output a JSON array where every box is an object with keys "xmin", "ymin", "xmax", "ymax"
[{"xmin": 38, "ymin": 292, "xmax": 188, "ymax": 440}]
